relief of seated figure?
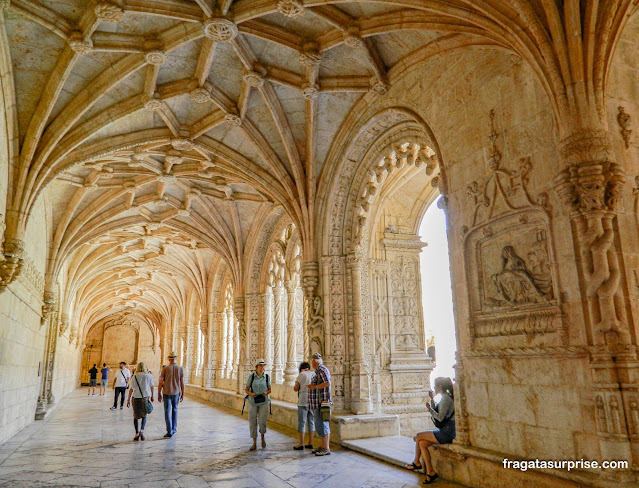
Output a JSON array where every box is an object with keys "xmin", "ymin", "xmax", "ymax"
[{"xmin": 491, "ymin": 245, "xmax": 547, "ymax": 305}]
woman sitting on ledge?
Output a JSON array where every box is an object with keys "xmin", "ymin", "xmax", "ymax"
[{"xmin": 405, "ymin": 377, "xmax": 456, "ymax": 484}]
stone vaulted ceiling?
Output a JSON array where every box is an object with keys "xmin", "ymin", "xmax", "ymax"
[{"xmin": 2, "ymin": 0, "xmax": 635, "ymax": 337}]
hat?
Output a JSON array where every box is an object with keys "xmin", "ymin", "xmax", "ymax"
[
  {"xmin": 312, "ymin": 352, "xmax": 322, "ymax": 360},
  {"xmin": 255, "ymin": 358, "xmax": 266, "ymax": 366},
  {"xmin": 168, "ymin": 352, "xmax": 178, "ymax": 358}
]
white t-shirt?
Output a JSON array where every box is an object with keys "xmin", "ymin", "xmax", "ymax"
[
  {"xmin": 114, "ymin": 368, "xmax": 131, "ymax": 388},
  {"xmin": 130, "ymin": 373, "xmax": 153, "ymax": 398},
  {"xmin": 296, "ymin": 370, "xmax": 315, "ymax": 407}
]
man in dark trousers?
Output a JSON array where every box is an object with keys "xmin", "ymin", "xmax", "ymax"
[
  {"xmin": 110, "ymin": 362, "xmax": 130, "ymax": 410},
  {"xmin": 88, "ymin": 364, "xmax": 98, "ymax": 396},
  {"xmin": 158, "ymin": 352, "xmax": 184, "ymax": 437}
]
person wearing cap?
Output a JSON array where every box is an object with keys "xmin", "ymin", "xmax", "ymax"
[
  {"xmin": 158, "ymin": 352, "xmax": 184, "ymax": 438},
  {"xmin": 307, "ymin": 352, "xmax": 331, "ymax": 456},
  {"xmin": 245, "ymin": 358, "xmax": 271, "ymax": 451}
]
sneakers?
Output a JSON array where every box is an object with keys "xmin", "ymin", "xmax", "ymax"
[
  {"xmin": 110, "ymin": 406, "xmax": 117, "ymax": 410},
  {"xmin": 311, "ymin": 447, "xmax": 321, "ymax": 454},
  {"xmin": 120, "ymin": 406, "xmax": 123, "ymax": 409},
  {"xmin": 293, "ymin": 445, "xmax": 304, "ymax": 450},
  {"xmin": 163, "ymin": 432, "xmax": 172, "ymax": 438},
  {"xmin": 314, "ymin": 448, "xmax": 331, "ymax": 456}
]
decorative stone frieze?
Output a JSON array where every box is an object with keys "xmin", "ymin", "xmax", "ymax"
[
  {"xmin": 203, "ymin": 18, "xmax": 238, "ymax": 42},
  {"xmin": 171, "ymin": 138, "xmax": 195, "ymax": 151}
]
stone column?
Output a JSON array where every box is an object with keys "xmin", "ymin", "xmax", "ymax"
[
  {"xmin": 184, "ymin": 324, "xmax": 194, "ymax": 383},
  {"xmin": 554, "ymin": 129, "xmax": 637, "ymax": 464},
  {"xmin": 203, "ymin": 312, "xmax": 214, "ymax": 388},
  {"xmin": 284, "ymin": 280, "xmax": 298, "ymax": 384},
  {"xmin": 273, "ymin": 285, "xmax": 285, "ymax": 383},
  {"xmin": 225, "ymin": 307, "xmax": 234, "ymax": 377},
  {"xmin": 301, "ymin": 261, "xmax": 323, "ymax": 357},
  {"xmin": 381, "ymin": 232, "xmax": 433, "ymax": 411},
  {"xmin": 262, "ymin": 290, "xmax": 274, "ymax": 369},
  {"xmin": 346, "ymin": 252, "xmax": 373, "ymax": 414},
  {"xmin": 217, "ymin": 311, "xmax": 226, "ymax": 380},
  {"xmin": 234, "ymin": 297, "xmax": 248, "ymax": 394},
  {"xmin": 35, "ymin": 310, "xmax": 59, "ymax": 419}
]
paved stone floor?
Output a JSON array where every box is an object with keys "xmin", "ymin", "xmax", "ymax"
[{"xmin": 0, "ymin": 389, "xmax": 465, "ymax": 488}]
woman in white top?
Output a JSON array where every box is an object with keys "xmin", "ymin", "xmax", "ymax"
[
  {"xmin": 293, "ymin": 361, "xmax": 315, "ymax": 450},
  {"xmin": 127, "ymin": 362, "xmax": 154, "ymax": 441}
]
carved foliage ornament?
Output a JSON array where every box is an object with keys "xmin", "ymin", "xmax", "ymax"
[
  {"xmin": 277, "ymin": 0, "xmax": 305, "ymax": 18},
  {"xmin": 203, "ymin": 18, "xmax": 238, "ymax": 42},
  {"xmin": 617, "ymin": 106, "xmax": 632, "ymax": 150},
  {"xmin": 68, "ymin": 32, "xmax": 92, "ymax": 54},
  {"xmin": 94, "ymin": 2, "xmax": 124, "ymax": 22}
]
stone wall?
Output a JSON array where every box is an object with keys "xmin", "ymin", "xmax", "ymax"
[{"xmin": 0, "ymin": 195, "xmax": 78, "ymax": 444}]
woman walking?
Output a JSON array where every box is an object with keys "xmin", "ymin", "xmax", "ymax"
[
  {"xmin": 404, "ymin": 377, "xmax": 455, "ymax": 484},
  {"xmin": 245, "ymin": 359, "xmax": 271, "ymax": 451},
  {"xmin": 127, "ymin": 362, "xmax": 154, "ymax": 441}
]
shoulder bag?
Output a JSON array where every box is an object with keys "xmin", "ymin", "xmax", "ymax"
[{"xmin": 134, "ymin": 375, "xmax": 153, "ymax": 414}]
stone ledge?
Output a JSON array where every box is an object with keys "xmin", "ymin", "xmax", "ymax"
[
  {"xmin": 342, "ymin": 435, "xmax": 638, "ymax": 488},
  {"xmin": 185, "ymin": 385, "xmax": 400, "ymax": 442}
]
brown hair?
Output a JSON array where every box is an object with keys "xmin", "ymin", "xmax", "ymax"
[{"xmin": 434, "ymin": 377, "xmax": 454, "ymax": 399}]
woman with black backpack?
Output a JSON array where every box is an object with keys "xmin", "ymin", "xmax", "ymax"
[
  {"xmin": 245, "ymin": 358, "xmax": 271, "ymax": 451},
  {"xmin": 404, "ymin": 377, "xmax": 455, "ymax": 484}
]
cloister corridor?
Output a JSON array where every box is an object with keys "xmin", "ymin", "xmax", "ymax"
[{"xmin": 0, "ymin": 389, "xmax": 462, "ymax": 488}]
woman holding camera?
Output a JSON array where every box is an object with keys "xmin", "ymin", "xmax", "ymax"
[
  {"xmin": 245, "ymin": 358, "xmax": 272, "ymax": 451},
  {"xmin": 404, "ymin": 377, "xmax": 455, "ymax": 484}
]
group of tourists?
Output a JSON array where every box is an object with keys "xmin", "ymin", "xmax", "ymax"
[
  {"xmin": 244, "ymin": 352, "xmax": 332, "ymax": 455},
  {"xmin": 88, "ymin": 351, "xmax": 455, "ymax": 484},
  {"xmin": 86, "ymin": 363, "xmax": 111, "ymax": 396}
]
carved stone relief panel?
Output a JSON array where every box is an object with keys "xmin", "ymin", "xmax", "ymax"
[{"xmin": 463, "ymin": 110, "xmax": 564, "ymax": 350}]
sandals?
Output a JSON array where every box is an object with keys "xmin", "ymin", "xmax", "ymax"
[
  {"xmin": 404, "ymin": 462, "xmax": 422, "ymax": 471},
  {"xmin": 423, "ymin": 473, "xmax": 439, "ymax": 484}
]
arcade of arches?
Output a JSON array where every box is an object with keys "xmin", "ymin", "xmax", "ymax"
[{"xmin": 1, "ymin": 1, "xmax": 639, "ymax": 487}]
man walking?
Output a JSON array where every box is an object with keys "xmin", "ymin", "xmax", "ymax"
[
  {"xmin": 88, "ymin": 364, "xmax": 98, "ymax": 396},
  {"xmin": 307, "ymin": 352, "xmax": 332, "ymax": 456},
  {"xmin": 158, "ymin": 352, "xmax": 184, "ymax": 437},
  {"xmin": 110, "ymin": 362, "xmax": 130, "ymax": 410},
  {"xmin": 99, "ymin": 363, "xmax": 110, "ymax": 396}
]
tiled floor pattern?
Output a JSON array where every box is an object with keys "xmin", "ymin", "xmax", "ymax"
[{"xmin": 0, "ymin": 389, "xmax": 466, "ymax": 488}]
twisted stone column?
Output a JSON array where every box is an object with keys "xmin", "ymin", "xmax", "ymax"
[
  {"xmin": 225, "ymin": 307, "xmax": 234, "ymax": 377},
  {"xmin": 284, "ymin": 280, "xmax": 298, "ymax": 384},
  {"xmin": 262, "ymin": 290, "xmax": 274, "ymax": 368},
  {"xmin": 273, "ymin": 285, "xmax": 285, "ymax": 383}
]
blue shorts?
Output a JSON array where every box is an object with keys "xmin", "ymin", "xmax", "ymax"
[
  {"xmin": 433, "ymin": 420, "xmax": 456, "ymax": 444},
  {"xmin": 100, "ymin": 379, "xmax": 108, "ymax": 387},
  {"xmin": 312, "ymin": 408, "xmax": 330, "ymax": 437},
  {"xmin": 297, "ymin": 406, "xmax": 315, "ymax": 433}
]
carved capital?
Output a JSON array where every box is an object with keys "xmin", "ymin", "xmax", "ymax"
[
  {"xmin": 559, "ymin": 129, "xmax": 612, "ymax": 167},
  {"xmin": 0, "ymin": 238, "xmax": 24, "ymax": 291},
  {"xmin": 301, "ymin": 261, "xmax": 319, "ymax": 295}
]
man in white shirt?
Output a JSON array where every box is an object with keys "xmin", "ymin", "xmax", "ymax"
[
  {"xmin": 110, "ymin": 362, "xmax": 131, "ymax": 410},
  {"xmin": 293, "ymin": 361, "xmax": 315, "ymax": 450}
]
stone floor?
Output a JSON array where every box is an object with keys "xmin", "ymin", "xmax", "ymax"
[{"xmin": 0, "ymin": 389, "xmax": 466, "ymax": 488}]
